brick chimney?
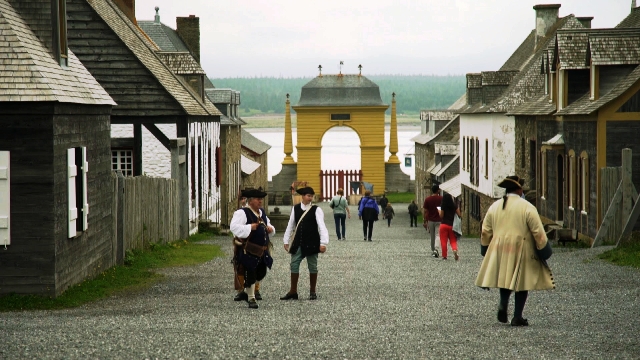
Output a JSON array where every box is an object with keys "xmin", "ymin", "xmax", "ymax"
[
  {"xmin": 113, "ymin": 0, "xmax": 136, "ymax": 24},
  {"xmin": 576, "ymin": 17, "xmax": 593, "ymax": 28},
  {"xmin": 176, "ymin": 15, "xmax": 200, "ymax": 64},
  {"xmin": 533, "ymin": 4, "xmax": 561, "ymax": 49}
]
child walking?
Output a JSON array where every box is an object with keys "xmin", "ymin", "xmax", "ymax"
[{"xmin": 383, "ymin": 203, "xmax": 395, "ymax": 227}]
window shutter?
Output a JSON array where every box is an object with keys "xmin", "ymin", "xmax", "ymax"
[
  {"xmin": 81, "ymin": 147, "xmax": 89, "ymax": 231},
  {"xmin": 68, "ymin": 148, "xmax": 78, "ymax": 238},
  {"xmin": 0, "ymin": 151, "xmax": 9, "ymax": 245}
]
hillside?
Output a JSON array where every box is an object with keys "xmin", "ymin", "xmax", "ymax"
[{"xmin": 210, "ymin": 75, "xmax": 465, "ymax": 115}]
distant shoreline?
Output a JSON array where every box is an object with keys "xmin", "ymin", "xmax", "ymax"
[{"xmin": 242, "ymin": 114, "xmax": 421, "ymax": 128}]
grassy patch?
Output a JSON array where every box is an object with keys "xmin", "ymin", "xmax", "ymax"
[
  {"xmin": 0, "ymin": 234, "xmax": 224, "ymax": 312},
  {"xmin": 598, "ymin": 242, "xmax": 640, "ymax": 269},
  {"xmin": 385, "ymin": 192, "xmax": 418, "ymax": 203}
]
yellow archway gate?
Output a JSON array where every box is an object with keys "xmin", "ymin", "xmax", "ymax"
[{"xmin": 283, "ymin": 73, "xmax": 399, "ymax": 195}]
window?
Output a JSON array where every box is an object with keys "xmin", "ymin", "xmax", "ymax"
[
  {"xmin": 68, "ymin": 147, "xmax": 88, "ymax": 238},
  {"xmin": 112, "ymin": 149, "xmax": 133, "ymax": 176},
  {"xmin": 580, "ymin": 151, "xmax": 589, "ymax": 212},
  {"xmin": 475, "ymin": 138, "xmax": 479, "ymax": 185},
  {"xmin": 0, "ymin": 151, "xmax": 9, "ymax": 246},
  {"xmin": 330, "ymin": 114, "xmax": 350, "ymax": 121},
  {"xmin": 55, "ymin": 0, "xmax": 68, "ymax": 66},
  {"xmin": 462, "ymin": 136, "xmax": 466, "ymax": 170},
  {"xmin": 541, "ymin": 150, "xmax": 547, "ymax": 198},
  {"xmin": 568, "ymin": 150, "xmax": 576, "ymax": 208},
  {"xmin": 485, "ymin": 139, "xmax": 489, "ymax": 179},
  {"xmin": 469, "ymin": 137, "xmax": 475, "ymax": 184}
]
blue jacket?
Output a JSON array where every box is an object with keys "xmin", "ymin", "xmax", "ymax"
[{"xmin": 358, "ymin": 196, "xmax": 379, "ymax": 221}]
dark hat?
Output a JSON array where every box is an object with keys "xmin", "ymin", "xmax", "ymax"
[
  {"xmin": 497, "ymin": 175, "xmax": 524, "ymax": 191},
  {"xmin": 242, "ymin": 189, "xmax": 267, "ymax": 198},
  {"xmin": 296, "ymin": 186, "xmax": 315, "ymax": 195}
]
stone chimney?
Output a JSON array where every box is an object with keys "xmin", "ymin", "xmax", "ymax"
[
  {"xmin": 534, "ymin": 4, "xmax": 561, "ymax": 49},
  {"xmin": 176, "ymin": 15, "xmax": 200, "ymax": 64},
  {"xmin": 113, "ymin": 0, "xmax": 136, "ymax": 24},
  {"xmin": 634, "ymin": 0, "xmax": 637, "ymax": 10},
  {"xmin": 576, "ymin": 17, "xmax": 593, "ymax": 28}
]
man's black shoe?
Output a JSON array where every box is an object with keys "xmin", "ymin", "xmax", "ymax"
[
  {"xmin": 234, "ymin": 292, "xmax": 248, "ymax": 302},
  {"xmin": 497, "ymin": 307, "xmax": 508, "ymax": 323},
  {"xmin": 280, "ymin": 292, "xmax": 299, "ymax": 300},
  {"xmin": 510, "ymin": 317, "xmax": 529, "ymax": 326},
  {"xmin": 309, "ymin": 292, "xmax": 317, "ymax": 300},
  {"xmin": 248, "ymin": 299, "xmax": 259, "ymax": 309},
  {"xmin": 255, "ymin": 291, "xmax": 262, "ymax": 300}
]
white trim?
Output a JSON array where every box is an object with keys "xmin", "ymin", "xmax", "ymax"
[
  {"xmin": 0, "ymin": 151, "xmax": 9, "ymax": 245},
  {"xmin": 67, "ymin": 148, "xmax": 78, "ymax": 238}
]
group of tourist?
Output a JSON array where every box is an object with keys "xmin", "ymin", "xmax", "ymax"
[{"xmin": 229, "ymin": 176, "xmax": 554, "ymax": 327}]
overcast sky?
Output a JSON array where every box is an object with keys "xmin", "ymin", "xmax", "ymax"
[{"xmin": 134, "ymin": 0, "xmax": 634, "ymax": 78}]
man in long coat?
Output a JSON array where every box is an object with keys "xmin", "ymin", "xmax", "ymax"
[{"xmin": 475, "ymin": 175, "xmax": 554, "ymax": 326}]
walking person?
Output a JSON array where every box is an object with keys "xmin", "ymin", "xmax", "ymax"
[
  {"xmin": 423, "ymin": 184, "xmax": 443, "ymax": 257},
  {"xmin": 378, "ymin": 193, "xmax": 389, "ymax": 210},
  {"xmin": 329, "ymin": 188, "xmax": 350, "ymax": 240},
  {"xmin": 230, "ymin": 189, "xmax": 276, "ymax": 309},
  {"xmin": 437, "ymin": 192, "xmax": 461, "ymax": 261},
  {"xmin": 358, "ymin": 190, "xmax": 379, "ymax": 242},
  {"xmin": 475, "ymin": 175, "xmax": 554, "ymax": 326},
  {"xmin": 408, "ymin": 200, "xmax": 419, "ymax": 227},
  {"xmin": 383, "ymin": 202, "xmax": 395, "ymax": 227},
  {"xmin": 281, "ymin": 187, "xmax": 329, "ymax": 301}
]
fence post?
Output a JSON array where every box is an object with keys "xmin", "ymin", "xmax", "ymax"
[
  {"xmin": 116, "ymin": 171, "xmax": 125, "ymax": 265},
  {"xmin": 171, "ymin": 138, "xmax": 189, "ymax": 239}
]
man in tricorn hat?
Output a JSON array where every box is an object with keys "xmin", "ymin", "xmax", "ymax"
[
  {"xmin": 475, "ymin": 175, "xmax": 554, "ymax": 326},
  {"xmin": 281, "ymin": 186, "xmax": 329, "ymax": 301},
  {"xmin": 230, "ymin": 188, "xmax": 276, "ymax": 309}
]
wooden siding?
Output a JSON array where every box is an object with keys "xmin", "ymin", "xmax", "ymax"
[
  {"xmin": 294, "ymin": 107, "xmax": 387, "ymax": 195},
  {"xmin": 66, "ymin": 0, "xmax": 185, "ymax": 117},
  {"xmin": 53, "ymin": 103, "xmax": 114, "ymax": 296}
]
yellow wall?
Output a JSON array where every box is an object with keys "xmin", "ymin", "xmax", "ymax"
[{"xmin": 293, "ymin": 106, "xmax": 388, "ymax": 194}]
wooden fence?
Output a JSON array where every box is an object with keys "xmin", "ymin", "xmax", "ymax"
[
  {"xmin": 593, "ymin": 148, "xmax": 639, "ymax": 247},
  {"xmin": 112, "ymin": 173, "xmax": 181, "ymax": 258},
  {"xmin": 318, "ymin": 170, "xmax": 362, "ymax": 201}
]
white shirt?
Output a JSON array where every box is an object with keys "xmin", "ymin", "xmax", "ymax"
[
  {"xmin": 282, "ymin": 202, "xmax": 329, "ymax": 246},
  {"xmin": 230, "ymin": 207, "xmax": 275, "ymax": 239}
]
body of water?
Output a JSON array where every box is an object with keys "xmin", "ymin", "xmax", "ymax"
[{"xmin": 246, "ymin": 125, "xmax": 419, "ymax": 180}]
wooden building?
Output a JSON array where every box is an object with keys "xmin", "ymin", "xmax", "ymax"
[
  {"xmin": 509, "ymin": 4, "xmax": 640, "ymax": 240},
  {"xmin": 0, "ymin": 0, "xmax": 116, "ymax": 296},
  {"xmin": 241, "ymin": 128, "xmax": 271, "ymax": 198},
  {"xmin": 457, "ymin": 5, "xmax": 585, "ymax": 235},
  {"xmin": 66, "ymin": 0, "xmax": 221, "ymax": 234}
]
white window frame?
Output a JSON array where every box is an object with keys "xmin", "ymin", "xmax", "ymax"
[
  {"xmin": 0, "ymin": 151, "xmax": 10, "ymax": 245},
  {"xmin": 112, "ymin": 149, "xmax": 133, "ymax": 176}
]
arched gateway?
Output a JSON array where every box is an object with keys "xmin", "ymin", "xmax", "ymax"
[{"xmin": 280, "ymin": 73, "xmax": 401, "ymax": 197}]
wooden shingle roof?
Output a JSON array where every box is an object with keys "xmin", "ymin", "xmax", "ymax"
[
  {"xmin": 156, "ymin": 52, "xmax": 206, "ymax": 75},
  {"xmin": 0, "ymin": 0, "xmax": 114, "ymax": 104},
  {"xmin": 588, "ymin": 31, "xmax": 640, "ymax": 66},
  {"xmin": 556, "ymin": 30, "xmax": 590, "ymax": 70},
  {"xmin": 241, "ymin": 129, "xmax": 271, "ymax": 155},
  {"xmin": 81, "ymin": 0, "xmax": 220, "ymax": 116},
  {"xmin": 500, "ymin": 31, "xmax": 536, "ymax": 72},
  {"xmin": 138, "ymin": 20, "xmax": 190, "ymax": 52},
  {"xmin": 616, "ymin": 7, "xmax": 640, "ymax": 28},
  {"xmin": 296, "ymin": 75, "xmax": 387, "ymax": 107}
]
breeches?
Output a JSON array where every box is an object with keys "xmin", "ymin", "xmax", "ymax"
[
  {"xmin": 290, "ymin": 247, "xmax": 318, "ymax": 274},
  {"xmin": 244, "ymin": 262, "xmax": 267, "ymax": 288}
]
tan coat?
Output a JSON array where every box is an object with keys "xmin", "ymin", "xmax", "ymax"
[{"xmin": 475, "ymin": 195, "xmax": 555, "ymax": 292}]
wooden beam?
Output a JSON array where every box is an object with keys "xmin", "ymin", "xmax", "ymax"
[
  {"xmin": 143, "ymin": 124, "xmax": 170, "ymax": 151},
  {"xmin": 133, "ymin": 124, "xmax": 142, "ymax": 176},
  {"xmin": 618, "ymin": 193, "xmax": 640, "ymax": 246}
]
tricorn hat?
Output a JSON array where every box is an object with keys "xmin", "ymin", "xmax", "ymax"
[
  {"xmin": 296, "ymin": 186, "xmax": 315, "ymax": 195},
  {"xmin": 497, "ymin": 175, "xmax": 525, "ymax": 191},
  {"xmin": 242, "ymin": 188, "xmax": 267, "ymax": 198}
]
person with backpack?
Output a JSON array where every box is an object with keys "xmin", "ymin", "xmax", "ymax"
[
  {"xmin": 329, "ymin": 188, "xmax": 350, "ymax": 240},
  {"xmin": 358, "ymin": 190, "xmax": 380, "ymax": 242}
]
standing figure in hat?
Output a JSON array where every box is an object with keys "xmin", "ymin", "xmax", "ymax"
[
  {"xmin": 230, "ymin": 189, "xmax": 276, "ymax": 309},
  {"xmin": 281, "ymin": 187, "xmax": 329, "ymax": 301},
  {"xmin": 475, "ymin": 175, "xmax": 554, "ymax": 326}
]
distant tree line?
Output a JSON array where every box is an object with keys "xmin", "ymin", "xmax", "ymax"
[{"xmin": 210, "ymin": 75, "xmax": 466, "ymax": 114}]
